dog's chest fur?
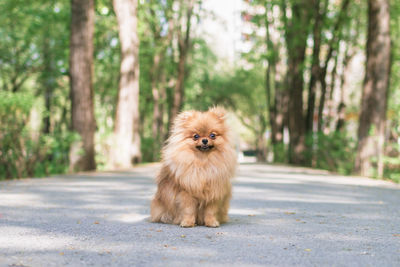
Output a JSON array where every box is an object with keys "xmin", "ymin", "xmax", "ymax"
[{"xmin": 171, "ymin": 161, "xmax": 231, "ymax": 202}]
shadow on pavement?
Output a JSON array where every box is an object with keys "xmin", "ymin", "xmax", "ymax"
[{"xmin": 1, "ymin": 163, "xmax": 400, "ymax": 266}]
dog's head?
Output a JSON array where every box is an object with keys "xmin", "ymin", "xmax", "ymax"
[{"xmin": 168, "ymin": 107, "xmax": 230, "ymax": 154}]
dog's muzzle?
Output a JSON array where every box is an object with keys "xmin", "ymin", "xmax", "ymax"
[{"xmin": 196, "ymin": 145, "xmax": 214, "ymax": 151}]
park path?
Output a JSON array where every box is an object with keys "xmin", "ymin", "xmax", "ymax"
[{"xmin": 0, "ymin": 163, "xmax": 399, "ymax": 266}]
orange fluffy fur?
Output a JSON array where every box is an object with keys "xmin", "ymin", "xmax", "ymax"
[{"xmin": 150, "ymin": 107, "xmax": 237, "ymax": 227}]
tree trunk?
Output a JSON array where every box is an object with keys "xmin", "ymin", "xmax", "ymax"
[
  {"xmin": 171, "ymin": 49, "xmax": 186, "ymax": 121},
  {"xmin": 273, "ymin": 87, "xmax": 286, "ymax": 145},
  {"xmin": 112, "ymin": 0, "xmax": 141, "ymax": 168},
  {"xmin": 264, "ymin": 3, "xmax": 286, "ymax": 162},
  {"xmin": 316, "ymin": 0, "xmax": 350, "ymax": 132},
  {"xmin": 270, "ymin": 51, "xmax": 287, "ymax": 162},
  {"xmin": 287, "ymin": 56, "xmax": 307, "ymax": 164},
  {"xmin": 336, "ymin": 44, "xmax": 356, "ymax": 131},
  {"xmin": 42, "ymin": 34, "xmax": 52, "ymax": 134},
  {"xmin": 69, "ymin": 0, "xmax": 96, "ymax": 171},
  {"xmin": 158, "ymin": 76, "xmax": 167, "ymax": 142},
  {"xmin": 355, "ymin": 0, "xmax": 390, "ymax": 177},
  {"xmin": 170, "ymin": 0, "xmax": 194, "ymax": 123},
  {"xmin": 148, "ymin": 5, "xmax": 174, "ymax": 160},
  {"xmin": 258, "ymin": 115, "xmax": 268, "ymax": 162},
  {"xmin": 282, "ymin": 1, "xmax": 311, "ymax": 164},
  {"xmin": 317, "ymin": 67, "xmax": 328, "ymax": 132},
  {"xmin": 151, "ymin": 52, "xmax": 162, "ymax": 161},
  {"xmin": 256, "ymin": 133, "xmax": 268, "ymax": 162},
  {"xmin": 264, "ymin": 4, "xmax": 276, "ymax": 145},
  {"xmin": 306, "ymin": 0, "xmax": 325, "ymax": 134},
  {"xmin": 335, "ymin": 103, "xmax": 346, "ymax": 132},
  {"xmin": 272, "ymin": 38, "xmax": 287, "ymax": 148},
  {"xmin": 325, "ymin": 49, "xmax": 339, "ymax": 132}
]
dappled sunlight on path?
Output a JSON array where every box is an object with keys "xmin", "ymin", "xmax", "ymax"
[{"xmin": 0, "ymin": 164, "xmax": 399, "ymax": 266}]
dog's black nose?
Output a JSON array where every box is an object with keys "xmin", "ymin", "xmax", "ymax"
[{"xmin": 202, "ymin": 139, "xmax": 208, "ymax": 145}]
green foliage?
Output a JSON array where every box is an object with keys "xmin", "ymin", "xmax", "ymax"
[
  {"xmin": 94, "ymin": 1, "xmax": 120, "ymax": 117},
  {"xmin": 383, "ymin": 155, "xmax": 400, "ymax": 183},
  {"xmin": 0, "ymin": 92, "xmax": 79, "ymax": 179},
  {"xmin": 389, "ymin": 0, "xmax": 400, "ymax": 142},
  {"xmin": 184, "ymin": 39, "xmax": 226, "ymax": 110},
  {"xmin": 141, "ymin": 136, "xmax": 161, "ymax": 163},
  {"xmin": 305, "ymin": 132, "xmax": 356, "ymax": 175},
  {"xmin": 0, "ymin": 129, "xmax": 80, "ymax": 180},
  {"xmin": 0, "ymin": 91, "xmax": 34, "ymax": 115},
  {"xmin": 0, "ymin": 93, "xmax": 34, "ymax": 177},
  {"xmin": 0, "ymin": 0, "xmax": 399, "ymax": 183},
  {"xmin": 272, "ymin": 143, "xmax": 287, "ymax": 164},
  {"xmin": 40, "ymin": 131, "xmax": 80, "ymax": 175}
]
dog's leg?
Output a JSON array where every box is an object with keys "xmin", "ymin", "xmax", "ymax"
[
  {"xmin": 150, "ymin": 198, "xmax": 165, "ymax": 222},
  {"xmin": 204, "ymin": 202, "xmax": 220, "ymax": 227},
  {"xmin": 218, "ymin": 195, "xmax": 230, "ymax": 224},
  {"xmin": 176, "ymin": 191, "xmax": 197, "ymax": 227}
]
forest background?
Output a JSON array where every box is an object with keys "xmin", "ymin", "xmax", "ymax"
[{"xmin": 0, "ymin": 0, "xmax": 399, "ymax": 182}]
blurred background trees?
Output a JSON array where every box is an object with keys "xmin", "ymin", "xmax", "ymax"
[
  {"xmin": 355, "ymin": 0, "xmax": 391, "ymax": 178},
  {"xmin": 0, "ymin": 0, "xmax": 399, "ymax": 182},
  {"xmin": 112, "ymin": 0, "xmax": 141, "ymax": 168},
  {"xmin": 69, "ymin": 0, "xmax": 96, "ymax": 171}
]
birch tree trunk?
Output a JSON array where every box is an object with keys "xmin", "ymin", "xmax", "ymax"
[{"xmin": 112, "ymin": 0, "xmax": 141, "ymax": 168}]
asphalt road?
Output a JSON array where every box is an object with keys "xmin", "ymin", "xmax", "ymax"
[{"xmin": 1, "ymin": 163, "xmax": 400, "ymax": 267}]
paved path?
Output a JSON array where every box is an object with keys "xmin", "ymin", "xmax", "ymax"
[{"xmin": 0, "ymin": 164, "xmax": 400, "ymax": 266}]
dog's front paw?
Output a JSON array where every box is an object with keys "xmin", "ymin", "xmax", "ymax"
[
  {"xmin": 205, "ymin": 218, "xmax": 220, "ymax": 228},
  {"xmin": 180, "ymin": 218, "xmax": 195, "ymax": 228}
]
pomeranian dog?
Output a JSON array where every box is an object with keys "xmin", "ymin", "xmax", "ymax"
[{"xmin": 150, "ymin": 107, "xmax": 237, "ymax": 227}]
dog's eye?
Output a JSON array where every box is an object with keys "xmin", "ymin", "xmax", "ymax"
[
  {"xmin": 209, "ymin": 133, "xmax": 216, "ymax": 139},
  {"xmin": 193, "ymin": 134, "xmax": 200, "ymax": 140}
]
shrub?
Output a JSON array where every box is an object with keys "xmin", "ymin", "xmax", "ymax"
[
  {"xmin": 382, "ymin": 156, "xmax": 400, "ymax": 183},
  {"xmin": 305, "ymin": 131, "xmax": 356, "ymax": 175},
  {"xmin": 0, "ymin": 92, "xmax": 78, "ymax": 179},
  {"xmin": 141, "ymin": 136, "xmax": 162, "ymax": 162},
  {"xmin": 0, "ymin": 92, "xmax": 34, "ymax": 178},
  {"xmin": 272, "ymin": 143, "xmax": 287, "ymax": 163}
]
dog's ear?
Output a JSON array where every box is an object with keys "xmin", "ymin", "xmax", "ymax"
[
  {"xmin": 174, "ymin": 110, "xmax": 196, "ymax": 126},
  {"xmin": 208, "ymin": 106, "xmax": 227, "ymax": 121},
  {"xmin": 176, "ymin": 110, "xmax": 195, "ymax": 120}
]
